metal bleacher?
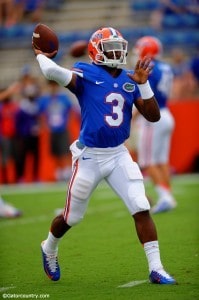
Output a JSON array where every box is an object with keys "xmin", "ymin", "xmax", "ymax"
[{"xmin": 0, "ymin": 0, "xmax": 198, "ymax": 88}]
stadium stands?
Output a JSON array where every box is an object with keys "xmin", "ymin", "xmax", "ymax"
[{"xmin": 0, "ymin": 0, "xmax": 198, "ymax": 88}]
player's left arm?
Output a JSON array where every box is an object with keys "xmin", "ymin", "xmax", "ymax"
[{"xmin": 128, "ymin": 57, "xmax": 160, "ymax": 122}]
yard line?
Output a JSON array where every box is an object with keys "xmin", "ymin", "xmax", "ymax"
[{"xmin": 118, "ymin": 279, "xmax": 148, "ymax": 288}]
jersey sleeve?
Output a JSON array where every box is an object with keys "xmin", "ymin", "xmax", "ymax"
[{"xmin": 71, "ymin": 62, "xmax": 101, "ymax": 97}]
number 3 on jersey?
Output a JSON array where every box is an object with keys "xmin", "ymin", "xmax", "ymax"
[{"xmin": 105, "ymin": 93, "xmax": 125, "ymax": 127}]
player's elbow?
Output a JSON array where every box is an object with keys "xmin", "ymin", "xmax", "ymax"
[
  {"xmin": 145, "ymin": 111, "xmax": 161, "ymax": 122},
  {"xmin": 151, "ymin": 112, "xmax": 160, "ymax": 122}
]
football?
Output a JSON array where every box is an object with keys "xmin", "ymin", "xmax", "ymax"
[
  {"xmin": 32, "ymin": 23, "xmax": 59, "ymax": 57},
  {"xmin": 69, "ymin": 40, "xmax": 88, "ymax": 57}
]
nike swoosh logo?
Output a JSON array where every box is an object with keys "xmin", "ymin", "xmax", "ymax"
[
  {"xmin": 96, "ymin": 81, "xmax": 104, "ymax": 85},
  {"xmin": 82, "ymin": 157, "xmax": 91, "ymax": 160}
]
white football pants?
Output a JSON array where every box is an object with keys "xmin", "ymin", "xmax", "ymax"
[{"xmin": 63, "ymin": 140, "xmax": 150, "ymax": 226}]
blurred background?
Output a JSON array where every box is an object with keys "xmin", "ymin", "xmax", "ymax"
[{"xmin": 0, "ymin": 0, "xmax": 199, "ymax": 184}]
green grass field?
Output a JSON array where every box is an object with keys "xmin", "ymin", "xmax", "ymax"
[{"xmin": 0, "ymin": 174, "xmax": 199, "ymax": 300}]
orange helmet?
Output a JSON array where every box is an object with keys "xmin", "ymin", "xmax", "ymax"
[
  {"xmin": 133, "ymin": 36, "xmax": 163, "ymax": 60},
  {"xmin": 88, "ymin": 27, "xmax": 128, "ymax": 68}
]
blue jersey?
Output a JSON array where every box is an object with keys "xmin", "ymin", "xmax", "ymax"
[
  {"xmin": 148, "ymin": 60, "xmax": 173, "ymax": 109},
  {"xmin": 71, "ymin": 62, "xmax": 140, "ymax": 148}
]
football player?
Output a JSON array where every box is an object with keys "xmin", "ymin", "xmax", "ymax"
[
  {"xmin": 32, "ymin": 27, "xmax": 176, "ymax": 284},
  {"xmin": 131, "ymin": 36, "xmax": 177, "ymax": 214}
]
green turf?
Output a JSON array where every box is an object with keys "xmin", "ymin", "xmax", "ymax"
[{"xmin": 0, "ymin": 174, "xmax": 199, "ymax": 300}]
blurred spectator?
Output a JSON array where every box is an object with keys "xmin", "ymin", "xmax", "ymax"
[
  {"xmin": 45, "ymin": 0, "xmax": 66, "ymax": 10},
  {"xmin": 150, "ymin": 0, "xmax": 199, "ymax": 29},
  {"xmin": 0, "ymin": 66, "xmax": 42, "ymax": 183},
  {"xmin": 0, "ymin": 93, "xmax": 19, "ymax": 183},
  {"xmin": 189, "ymin": 52, "xmax": 199, "ymax": 83},
  {"xmin": 184, "ymin": 0, "xmax": 199, "ymax": 14},
  {"xmin": 159, "ymin": 0, "xmax": 187, "ymax": 14},
  {"xmin": 186, "ymin": 51, "xmax": 199, "ymax": 98},
  {"xmin": 0, "ymin": 0, "xmax": 14, "ymax": 28},
  {"xmin": 0, "ymin": 81, "xmax": 20, "ymax": 102},
  {"xmin": 38, "ymin": 80, "xmax": 73, "ymax": 182},
  {"xmin": 171, "ymin": 48, "xmax": 190, "ymax": 77},
  {"xmin": 170, "ymin": 48, "xmax": 192, "ymax": 100},
  {"xmin": 8, "ymin": 0, "xmax": 45, "ymax": 26},
  {"xmin": 150, "ymin": 0, "xmax": 183, "ymax": 29},
  {"xmin": 0, "ymin": 83, "xmax": 21, "ymax": 183},
  {"xmin": 14, "ymin": 66, "xmax": 41, "ymax": 183},
  {"xmin": 170, "ymin": 48, "xmax": 199, "ymax": 100}
]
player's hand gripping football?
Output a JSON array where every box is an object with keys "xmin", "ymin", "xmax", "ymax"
[
  {"xmin": 32, "ymin": 43, "xmax": 58, "ymax": 58},
  {"xmin": 128, "ymin": 57, "xmax": 153, "ymax": 84}
]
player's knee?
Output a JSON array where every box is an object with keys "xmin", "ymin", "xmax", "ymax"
[
  {"xmin": 65, "ymin": 175, "xmax": 95, "ymax": 226},
  {"xmin": 128, "ymin": 184, "xmax": 150, "ymax": 213},
  {"xmin": 130, "ymin": 195, "xmax": 150, "ymax": 213},
  {"xmin": 66, "ymin": 213, "xmax": 83, "ymax": 227},
  {"xmin": 71, "ymin": 176, "xmax": 93, "ymax": 200}
]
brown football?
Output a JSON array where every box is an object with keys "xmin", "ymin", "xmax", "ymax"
[
  {"xmin": 69, "ymin": 40, "xmax": 88, "ymax": 57},
  {"xmin": 32, "ymin": 23, "xmax": 59, "ymax": 57}
]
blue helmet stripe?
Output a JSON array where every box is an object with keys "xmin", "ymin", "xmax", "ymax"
[{"xmin": 109, "ymin": 27, "xmax": 118, "ymax": 37}]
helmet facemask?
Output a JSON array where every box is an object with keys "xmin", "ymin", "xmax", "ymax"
[{"xmin": 97, "ymin": 38, "xmax": 128, "ymax": 68}]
